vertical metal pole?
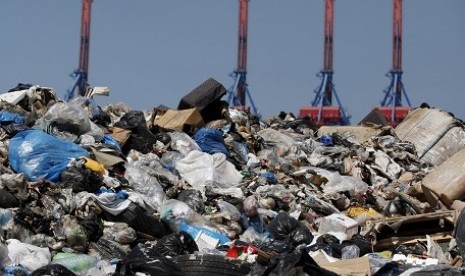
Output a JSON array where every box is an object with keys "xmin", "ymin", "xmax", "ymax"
[
  {"xmin": 323, "ymin": 0, "xmax": 334, "ymax": 105},
  {"xmin": 393, "ymin": 0, "xmax": 402, "ymax": 105},
  {"xmin": 78, "ymin": 0, "xmax": 92, "ymax": 96},
  {"xmin": 236, "ymin": 0, "xmax": 248, "ymax": 106}
]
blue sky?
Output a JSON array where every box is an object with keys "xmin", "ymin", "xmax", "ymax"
[{"xmin": 1, "ymin": 0, "xmax": 464, "ymax": 122}]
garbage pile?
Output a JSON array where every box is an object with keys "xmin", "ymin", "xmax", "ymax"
[{"xmin": 0, "ymin": 79, "xmax": 465, "ymax": 275}]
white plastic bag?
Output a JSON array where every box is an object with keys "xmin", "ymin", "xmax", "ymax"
[{"xmin": 175, "ymin": 150, "xmax": 243, "ymax": 189}]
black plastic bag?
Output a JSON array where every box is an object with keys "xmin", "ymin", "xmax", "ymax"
[
  {"xmin": 154, "ymin": 232, "xmax": 198, "ymax": 257},
  {"xmin": 177, "ymin": 190, "xmax": 205, "ymax": 214},
  {"xmin": 114, "ymin": 110, "xmax": 147, "ymax": 129},
  {"xmin": 347, "ymin": 234, "xmax": 372, "ymax": 256},
  {"xmin": 30, "ymin": 264, "xmax": 76, "ymax": 276},
  {"xmin": 115, "ymin": 243, "xmax": 184, "ymax": 276},
  {"xmin": 0, "ymin": 188, "xmax": 20, "ymax": 208},
  {"xmin": 123, "ymin": 126, "xmax": 158, "ymax": 154},
  {"xmin": 101, "ymin": 203, "xmax": 172, "ymax": 239},
  {"xmin": 262, "ymin": 248, "xmax": 337, "ymax": 276},
  {"xmin": 59, "ymin": 165, "xmax": 103, "ymax": 193},
  {"xmin": 81, "ymin": 217, "xmax": 104, "ymax": 242},
  {"xmin": 454, "ymin": 208, "xmax": 465, "ymax": 258},
  {"xmin": 267, "ymin": 212, "xmax": 313, "ymax": 247},
  {"xmin": 1, "ymin": 123, "xmax": 29, "ymax": 136}
]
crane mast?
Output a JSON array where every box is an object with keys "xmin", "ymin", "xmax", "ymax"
[
  {"xmin": 66, "ymin": 0, "xmax": 92, "ymax": 100},
  {"xmin": 227, "ymin": 0, "xmax": 259, "ymax": 116},
  {"xmin": 300, "ymin": 0, "xmax": 350, "ymax": 125},
  {"xmin": 376, "ymin": 0, "xmax": 411, "ymax": 126}
]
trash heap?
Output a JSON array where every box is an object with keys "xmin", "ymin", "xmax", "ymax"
[{"xmin": 0, "ymin": 79, "xmax": 465, "ymax": 275}]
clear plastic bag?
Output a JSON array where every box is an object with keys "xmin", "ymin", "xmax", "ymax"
[
  {"xmin": 168, "ymin": 132, "xmax": 201, "ymax": 156},
  {"xmin": 35, "ymin": 101, "xmax": 91, "ymax": 134},
  {"xmin": 124, "ymin": 163, "xmax": 166, "ymax": 212}
]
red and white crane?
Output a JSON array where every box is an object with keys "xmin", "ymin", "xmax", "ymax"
[
  {"xmin": 66, "ymin": 0, "xmax": 92, "ymax": 100},
  {"xmin": 375, "ymin": 0, "xmax": 412, "ymax": 126},
  {"xmin": 300, "ymin": 0, "xmax": 350, "ymax": 125}
]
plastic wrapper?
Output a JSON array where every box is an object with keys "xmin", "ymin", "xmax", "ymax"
[
  {"xmin": 9, "ymin": 130, "xmax": 89, "ymax": 182},
  {"xmin": 35, "ymin": 102, "xmax": 91, "ymax": 134},
  {"xmin": 168, "ymin": 132, "xmax": 201, "ymax": 156},
  {"xmin": 124, "ymin": 163, "xmax": 166, "ymax": 212},
  {"xmin": 267, "ymin": 212, "xmax": 314, "ymax": 247},
  {"xmin": 194, "ymin": 127, "xmax": 229, "ymax": 156},
  {"xmin": 175, "ymin": 150, "xmax": 243, "ymax": 189}
]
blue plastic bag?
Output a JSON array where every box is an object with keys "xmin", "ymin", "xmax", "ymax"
[
  {"xmin": 320, "ymin": 134, "xmax": 334, "ymax": 146},
  {"xmin": 0, "ymin": 111, "xmax": 24, "ymax": 125},
  {"xmin": 102, "ymin": 134, "xmax": 122, "ymax": 151},
  {"xmin": 193, "ymin": 128, "xmax": 229, "ymax": 156},
  {"xmin": 9, "ymin": 130, "xmax": 89, "ymax": 181}
]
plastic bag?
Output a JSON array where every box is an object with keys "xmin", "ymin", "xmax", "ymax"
[
  {"xmin": 102, "ymin": 134, "xmax": 122, "ymax": 151},
  {"xmin": 341, "ymin": 245, "xmax": 360, "ymax": 259},
  {"xmin": 35, "ymin": 102, "xmax": 91, "ymax": 134},
  {"xmin": 175, "ymin": 150, "xmax": 243, "ymax": 189},
  {"xmin": 168, "ymin": 132, "xmax": 201, "ymax": 156},
  {"xmin": 0, "ymin": 189, "xmax": 19, "ymax": 208},
  {"xmin": 217, "ymin": 200, "xmax": 241, "ymax": 221},
  {"xmin": 194, "ymin": 127, "xmax": 229, "ymax": 156},
  {"xmin": 177, "ymin": 189, "xmax": 205, "ymax": 214},
  {"xmin": 160, "ymin": 199, "xmax": 198, "ymax": 230},
  {"xmin": 124, "ymin": 163, "xmax": 166, "ymax": 212},
  {"xmin": 103, "ymin": 222, "xmax": 137, "ymax": 244},
  {"xmin": 0, "ymin": 111, "xmax": 25, "ymax": 125},
  {"xmin": 7, "ymin": 239, "xmax": 52, "ymax": 271},
  {"xmin": 30, "ymin": 264, "xmax": 76, "ymax": 276},
  {"xmin": 155, "ymin": 232, "xmax": 199, "ymax": 257},
  {"xmin": 267, "ymin": 212, "xmax": 314, "ymax": 247},
  {"xmin": 59, "ymin": 163, "xmax": 103, "ymax": 193},
  {"xmin": 9, "ymin": 130, "xmax": 89, "ymax": 181},
  {"xmin": 243, "ymin": 196, "xmax": 259, "ymax": 217},
  {"xmin": 101, "ymin": 203, "xmax": 172, "ymax": 239},
  {"xmin": 115, "ymin": 243, "xmax": 184, "ymax": 276}
]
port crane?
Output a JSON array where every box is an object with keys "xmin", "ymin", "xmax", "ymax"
[
  {"xmin": 300, "ymin": 0, "xmax": 350, "ymax": 125},
  {"xmin": 374, "ymin": 0, "xmax": 412, "ymax": 126},
  {"xmin": 66, "ymin": 0, "xmax": 92, "ymax": 100},
  {"xmin": 226, "ymin": 0, "xmax": 259, "ymax": 116}
]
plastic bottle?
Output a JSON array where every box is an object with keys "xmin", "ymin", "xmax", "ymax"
[{"xmin": 53, "ymin": 253, "xmax": 98, "ymax": 273}]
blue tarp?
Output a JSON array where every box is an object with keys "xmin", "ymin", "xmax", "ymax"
[
  {"xmin": 9, "ymin": 130, "xmax": 89, "ymax": 181},
  {"xmin": 193, "ymin": 128, "xmax": 229, "ymax": 156}
]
